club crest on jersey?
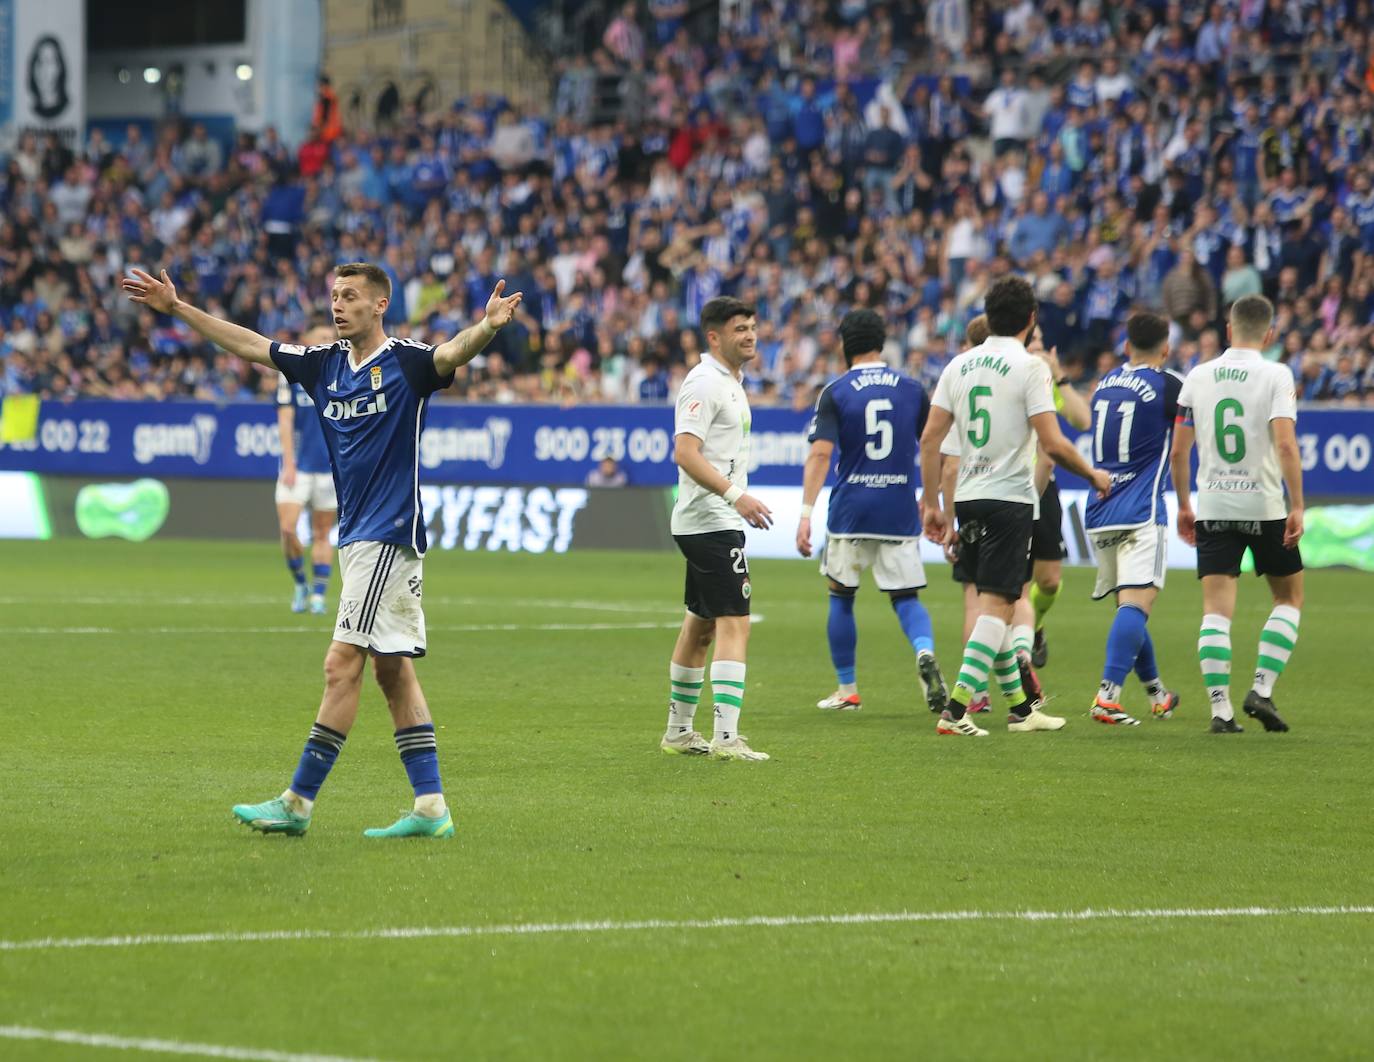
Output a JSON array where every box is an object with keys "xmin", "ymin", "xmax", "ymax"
[{"xmin": 370, "ymin": 365, "xmax": 383, "ymax": 391}]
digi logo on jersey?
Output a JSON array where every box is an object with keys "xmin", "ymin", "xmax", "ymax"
[{"xmin": 323, "ymin": 393, "xmax": 389, "ymax": 421}]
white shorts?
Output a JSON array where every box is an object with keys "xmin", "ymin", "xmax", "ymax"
[
  {"xmin": 275, "ymin": 471, "xmax": 337, "ymax": 511},
  {"xmin": 1090, "ymin": 524, "xmax": 1167, "ymax": 600},
  {"xmin": 820, "ymin": 536, "xmax": 927, "ymax": 591},
  {"xmin": 334, "ymin": 541, "xmax": 427, "ymax": 656}
]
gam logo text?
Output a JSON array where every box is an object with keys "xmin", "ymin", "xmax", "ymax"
[
  {"xmin": 133, "ymin": 416, "xmax": 218, "ymax": 465},
  {"xmin": 323, "ymin": 394, "xmax": 389, "ymax": 420}
]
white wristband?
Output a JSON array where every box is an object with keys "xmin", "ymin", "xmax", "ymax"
[
  {"xmin": 800, "ymin": 503, "xmax": 814, "ymax": 518},
  {"xmin": 722, "ymin": 484, "xmax": 744, "ymax": 505}
]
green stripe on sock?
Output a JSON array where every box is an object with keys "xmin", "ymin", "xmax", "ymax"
[
  {"xmin": 1260, "ymin": 631, "xmax": 1295, "ymax": 651},
  {"xmin": 1200, "ymin": 628, "xmax": 1228, "ymax": 637},
  {"xmin": 1256, "ymin": 654, "xmax": 1287, "ymax": 673},
  {"xmin": 966, "ymin": 640, "xmax": 997, "ymax": 660},
  {"xmin": 1202, "ymin": 672, "xmax": 1229, "ymax": 686},
  {"xmin": 1198, "ymin": 647, "xmax": 1232, "ymax": 661},
  {"xmin": 1270, "ymin": 617, "xmax": 1300, "ymax": 638},
  {"xmin": 956, "ymin": 671, "xmax": 986, "ymax": 691},
  {"xmin": 672, "ymin": 693, "xmax": 700, "ymax": 704},
  {"xmin": 714, "ymin": 693, "xmax": 743, "ymax": 707},
  {"xmin": 713, "ymin": 679, "xmax": 746, "ymax": 689},
  {"xmin": 672, "ymin": 679, "xmax": 704, "ymax": 688}
]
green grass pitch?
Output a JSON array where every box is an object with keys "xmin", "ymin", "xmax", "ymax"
[{"xmin": 0, "ymin": 539, "xmax": 1370, "ymax": 1061}]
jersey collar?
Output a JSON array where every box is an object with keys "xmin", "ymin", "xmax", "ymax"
[
  {"xmin": 349, "ymin": 337, "xmax": 393, "ymax": 371},
  {"xmin": 1221, "ymin": 346, "xmax": 1262, "ymax": 360},
  {"xmin": 701, "ymin": 351, "xmax": 739, "ymax": 379},
  {"xmin": 981, "ymin": 335, "xmax": 1028, "ymax": 355}
]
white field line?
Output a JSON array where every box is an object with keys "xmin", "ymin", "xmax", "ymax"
[
  {"xmin": 2, "ymin": 906, "xmax": 1371, "ymax": 955},
  {"xmin": 0, "ymin": 1026, "xmax": 382, "ymax": 1062},
  {"xmin": 0, "ymin": 594, "xmax": 681, "ymax": 615},
  {"xmin": 0, "ymin": 621, "xmax": 685, "ymax": 636}
]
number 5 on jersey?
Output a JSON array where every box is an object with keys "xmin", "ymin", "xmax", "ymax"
[{"xmin": 967, "ymin": 386, "xmax": 992, "ymax": 448}]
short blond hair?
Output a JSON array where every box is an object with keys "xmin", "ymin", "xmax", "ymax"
[
  {"xmin": 1230, "ymin": 294, "xmax": 1274, "ymax": 345},
  {"xmin": 965, "ymin": 314, "xmax": 990, "ymax": 347}
]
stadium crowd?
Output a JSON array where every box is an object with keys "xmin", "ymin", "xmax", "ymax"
[{"xmin": 3, "ymin": 0, "xmax": 1374, "ymax": 408}]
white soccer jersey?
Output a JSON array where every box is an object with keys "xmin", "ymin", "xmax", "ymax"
[
  {"xmin": 671, "ymin": 353, "xmax": 751, "ymax": 535},
  {"xmin": 1177, "ymin": 347, "xmax": 1297, "ymax": 520},
  {"xmin": 930, "ymin": 336, "xmax": 1055, "ymax": 506}
]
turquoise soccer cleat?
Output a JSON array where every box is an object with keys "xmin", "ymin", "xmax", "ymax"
[
  {"xmin": 291, "ymin": 585, "xmax": 308, "ymax": 613},
  {"xmin": 232, "ymin": 797, "xmax": 310, "ymax": 836},
  {"xmin": 363, "ymin": 810, "xmax": 455, "ymax": 839}
]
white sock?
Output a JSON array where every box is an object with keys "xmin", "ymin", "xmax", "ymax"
[
  {"xmin": 282, "ymin": 789, "xmax": 313, "ymax": 816},
  {"xmin": 668, "ymin": 662, "xmax": 705, "ymax": 734},
  {"xmin": 711, "ymin": 660, "xmax": 746, "ymax": 742},
  {"xmin": 414, "ymin": 793, "xmax": 447, "ymax": 818},
  {"xmin": 1099, "ymin": 680, "xmax": 1123, "ymax": 704},
  {"xmin": 1199, "ymin": 613, "xmax": 1234, "ymax": 720},
  {"xmin": 838, "ymin": 681, "xmax": 858, "ymax": 696}
]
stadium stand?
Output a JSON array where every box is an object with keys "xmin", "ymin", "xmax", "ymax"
[{"xmin": 2, "ymin": 0, "xmax": 1373, "ymax": 409}]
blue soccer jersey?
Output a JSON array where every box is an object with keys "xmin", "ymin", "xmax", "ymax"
[
  {"xmin": 808, "ymin": 364, "xmax": 930, "ymax": 537},
  {"xmin": 275, "ymin": 377, "xmax": 332, "ymax": 475},
  {"xmin": 1084, "ymin": 364, "xmax": 1183, "ymax": 531},
  {"xmin": 270, "ymin": 337, "xmax": 454, "ymax": 553}
]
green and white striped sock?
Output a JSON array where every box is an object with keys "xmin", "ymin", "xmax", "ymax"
[
  {"xmin": 1199, "ymin": 613, "xmax": 1233, "ymax": 720},
  {"xmin": 710, "ymin": 660, "xmax": 746, "ymax": 742},
  {"xmin": 667, "ymin": 663, "xmax": 705, "ymax": 735},
  {"xmin": 994, "ymin": 643, "xmax": 1027, "ymax": 712},
  {"xmin": 952, "ymin": 616, "xmax": 1008, "ymax": 717},
  {"xmin": 1011, "ymin": 623, "xmax": 1034, "ymax": 661},
  {"xmin": 1253, "ymin": 605, "xmax": 1300, "ymax": 698}
]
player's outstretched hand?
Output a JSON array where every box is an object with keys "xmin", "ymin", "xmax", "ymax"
[
  {"xmin": 484, "ymin": 279, "xmax": 524, "ymax": 330},
  {"xmin": 121, "ymin": 268, "xmax": 177, "ymax": 314},
  {"xmin": 796, "ymin": 516, "xmax": 812, "ymax": 557},
  {"xmin": 1176, "ymin": 506, "xmax": 1196, "ymax": 547},
  {"xmin": 1089, "ymin": 468, "xmax": 1112, "ymax": 499},
  {"xmin": 923, "ymin": 506, "xmax": 948, "ymax": 545},
  {"xmin": 735, "ymin": 493, "xmax": 773, "ymax": 530},
  {"xmin": 1283, "ymin": 506, "xmax": 1304, "ymax": 548}
]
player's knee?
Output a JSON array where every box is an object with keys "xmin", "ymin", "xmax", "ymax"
[
  {"xmin": 888, "ymin": 589, "xmax": 918, "ymax": 609},
  {"xmin": 322, "ymin": 647, "xmax": 364, "ymax": 688},
  {"xmin": 279, "ymin": 526, "xmax": 301, "ymax": 549},
  {"xmin": 1037, "ymin": 575, "xmax": 1060, "ymax": 594},
  {"xmin": 828, "ymin": 582, "xmax": 856, "ymax": 599}
]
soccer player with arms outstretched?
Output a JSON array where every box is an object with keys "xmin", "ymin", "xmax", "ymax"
[
  {"xmin": 1084, "ymin": 312, "xmax": 1183, "ymax": 726},
  {"xmin": 662, "ymin": 297, "xmax": 773, "ymax": 762},
  {"xmin": 276, "ymin": 323, "xmax": 337, "ymax": 615},
  {"xmin": 1171, "ymin": 294, "xmax": 1303, "ymax": 734},
  {"xmin": 124, "ymin": 262, "xmax": 523, "ymax": 835},
  {"xmin": 796, "ymin": 309, "xmax": 949, "ymax": 714},
  {"xmin": 920, "ymin": 276, "xmax": 1110, "ymax": 736}
]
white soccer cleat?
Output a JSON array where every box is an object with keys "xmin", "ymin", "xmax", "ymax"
[
  {"xmin": 709, "ymin": 735, "xmax": 771, "ymax": 761},
  {"xmin": 936, "ymin": 711, "xmax": 989, "ymax": 737},
  {"xmin": 660, "ymin": 730, "xmax": 711, "ymax": 756},
  {"xmin": 309, "ymin": 593, "xmax": 327, "ymax": 615},
  {"xmin": 816, "ymin": 691, "xmax": 862, "ymax": 711},
  {"xmin": 1007, "ymin": 708, "xmax": 1067, "ymax": 732}
]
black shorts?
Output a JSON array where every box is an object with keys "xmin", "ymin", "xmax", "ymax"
[
  {"xmin": 674, "ymin": 530, "xmax": 752, "ymax": 619},
  {"xmin": 1196, "ymin": 519, "xmax": 1303, "ymax": 579},
  {"xmin": 1031, "ymin": 480, "xmax": 1067, "ymax": 562},
  {"xmin": 951, "ymin": 500, "xmax": 1035, "ymax": 600}
]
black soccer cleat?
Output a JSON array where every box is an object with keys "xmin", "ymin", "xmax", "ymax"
[
  {"xmin": 918, "ymin": 651, "xmax": 949, "ymax": 716},
  {"xmin": 1209, "ymin": 716, "xmax": 1244, "ymax": 734},
  {"xmin": 1031, "ymin": 627, "xmax": 1049, "ymax": 669},
  {"xmin": 1243, "ymin": 691, "xmax": 1290, "ymax": 732}
]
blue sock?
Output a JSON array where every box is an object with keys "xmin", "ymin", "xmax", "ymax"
[
  {"xmin": 289, "ymin": 722, "xmax": 346, "ymax": 801},
  {"xmin": 287, "ymin": 555, "xmax": 306, "ymax": 586},
  {"xmin": 312, "ymin": 563, "xmax": 331, "ymax": 597},
  {"xmin": 395, "ymin": 723, "xmax": 442, "ymax": 797},
  {"xmin": 1134, "ymin": 629, "xmax": 1160, "ymax": 685},
  {"xmin": 1102, "ymin": 604, "xmax": 1149, "ymax": 695},
  {"xmin": 827, "ymin": 592, "xmax": 857, "ymax": 686},
  {"xmin": 891, "ymin": 594, "xmax": 935, "ymax": 656}
]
